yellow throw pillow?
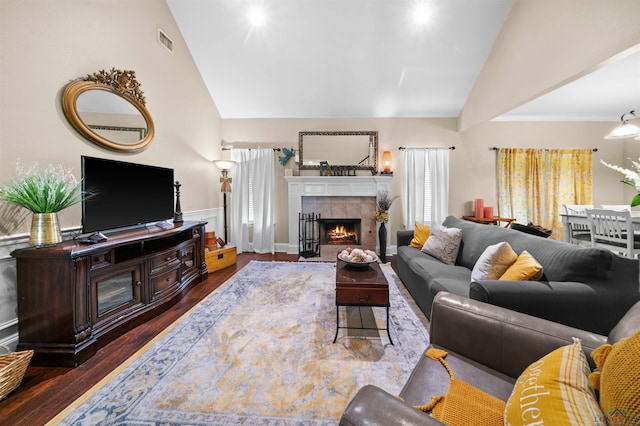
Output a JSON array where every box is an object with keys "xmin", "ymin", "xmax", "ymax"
[
  {"xmin": 410, "ymin": 222, "xmax": 431, "ymax": 249},
  {"xmin": 505, "ymin": 339, "xmax": 602, "ymax": 425},
  {"xmin": 589, "ymin": 330, "xmax": 640, "ymax": 425},
  {"xmin": 499, "ymin": 250, "xmax": 543, "ymax": 281}
]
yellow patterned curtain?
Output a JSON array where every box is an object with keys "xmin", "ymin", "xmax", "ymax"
[{"xmin": 496, "ymin": 148, "xmax": 592, "ymax": 239}]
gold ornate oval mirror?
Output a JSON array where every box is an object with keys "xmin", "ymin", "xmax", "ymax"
[{"xmin": 62, "ymin": 68, "xmax": 154, "ymax": 152}]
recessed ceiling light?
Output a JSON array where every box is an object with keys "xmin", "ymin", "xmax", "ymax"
[
  {"xmin": 248, "ymin": 4, "xmax": 266, "ymax": 28},
  {"xmin": 413, "ymin": 2, "xmax": 432, "ymax": 27}
]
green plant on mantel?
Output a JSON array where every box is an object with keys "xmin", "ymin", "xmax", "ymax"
[{"xmin": 0, "ymin": 162, "xmax": 85, "ymax": 213}]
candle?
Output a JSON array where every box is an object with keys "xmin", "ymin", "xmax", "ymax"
[
  {"xmin": 483, "ymin": 206, "xmax": 494, "ymax": 218},
  {"xmin": 474, "ymin": 199, "xmax": 484, "ymax": 218}
]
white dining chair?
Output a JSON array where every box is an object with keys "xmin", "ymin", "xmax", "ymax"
[
  {"xmin": 586, "ymin": 208, "xmax": 640, "ymax": 258},
  {"xmin": 600, "ymin": 204, "xmax": 631, "ymax": 211},
  {"xmin": 563, "ymin": 204, "xmax": 593, "ymax": 246}
]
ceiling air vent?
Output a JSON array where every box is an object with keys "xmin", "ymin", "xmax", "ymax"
[{"xmin": 158, "ymin": 28, "xmax": 174, "ymax": 53}]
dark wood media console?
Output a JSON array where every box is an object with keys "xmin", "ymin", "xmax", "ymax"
[{"xmin": 11, "ymin": 221, "xmax": 208, "ymax": 367}]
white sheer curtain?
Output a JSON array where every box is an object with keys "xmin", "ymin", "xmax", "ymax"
[
  {"xmin": 230, "ymin": 149, "xmax": 275, "ymax": 254},
  {"xmin": 402, "ymin": 148, "xmax": 449, "ymax": 227}
]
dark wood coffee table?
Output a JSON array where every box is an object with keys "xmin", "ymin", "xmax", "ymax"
[{"xmin": 333, "ymin": 258, "xmax": 393, "ymax": 344}]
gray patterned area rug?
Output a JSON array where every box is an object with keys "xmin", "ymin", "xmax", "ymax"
[{"xmin": 51, "ymin": 261, "xmax": 430, "ymax": 425}]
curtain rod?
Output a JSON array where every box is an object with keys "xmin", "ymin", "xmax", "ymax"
[
  {"xmin": 222, "ymin": 147, "xmax": 282, "ymax": 151},
  {"xmin": 398, "ymin": 146, "xmax": 455, "ymax": 150},
  {"xmin": 490, "ymin": 147, "xmax": 598, "ymax": 152}
]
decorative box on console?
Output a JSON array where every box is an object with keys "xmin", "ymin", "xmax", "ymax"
[{"xmin": 206, "ymin": 245, "xmax": 237, "ymax": 272}]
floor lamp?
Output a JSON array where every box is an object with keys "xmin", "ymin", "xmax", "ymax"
[{"xmin": 213, "ymin": 160, "xmax": 236, "ymax": 243}]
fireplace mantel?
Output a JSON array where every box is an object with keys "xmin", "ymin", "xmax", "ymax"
[{"xmin": 284, "ymin": 176, "xmax": 392, "ymax": 254}]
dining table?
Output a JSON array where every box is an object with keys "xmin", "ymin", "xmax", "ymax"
[{"xmin": 560, "ymin": 212, "xmax": 640, "ymax": 243}]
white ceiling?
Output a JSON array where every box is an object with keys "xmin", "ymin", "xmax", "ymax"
[{"xmin": 167, "ymin": 0, "xmax": 639, "ymax": 122}]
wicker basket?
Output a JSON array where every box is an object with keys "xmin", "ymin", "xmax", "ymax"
[{"xmin": 0, "ymin": 349, "xmax": 33, "ymax": 401}]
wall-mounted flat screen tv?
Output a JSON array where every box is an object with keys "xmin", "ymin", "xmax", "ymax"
[{"xmin": 81, "ymin": 156, "xmax": 175, "ymax": 234}]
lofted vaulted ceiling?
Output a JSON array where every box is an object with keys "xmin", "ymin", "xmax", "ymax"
[
  {"xmin": 167, "ymin": 0, "xmax": 639, "ymax": 122},
  {"xmin": 497, "ymin": 48, "xmax": 640, "ymax": 122}
]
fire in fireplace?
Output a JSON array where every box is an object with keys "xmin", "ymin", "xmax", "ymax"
[{"xmin": 318, "ymin": 218, "xmax": 361, "ymax": 245}]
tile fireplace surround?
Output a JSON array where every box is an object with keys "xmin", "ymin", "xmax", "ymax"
[
  {"xmin": 307, "ymin": 198, "xmax": 374, "ymax": 260},
  {"xmin": 284, "ymin": 176, "xmax": 392, "ymax": 258}
]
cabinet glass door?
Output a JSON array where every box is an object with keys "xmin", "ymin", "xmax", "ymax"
[
  {"xmin": 181, "ymin": 243, "xmax": 195, "ymax": 270},
  {"xmin": 94, "ymin": 267, "xmax": 142, "ymax": 318}
]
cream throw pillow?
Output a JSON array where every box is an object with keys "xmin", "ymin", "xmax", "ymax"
[
  {"xmin": 470, "ymin": 242, "xmax": 517, "ymax": 282},
  {"xmin": 421, "ymin": 226, "xmax": 462, "ymax": 265}
]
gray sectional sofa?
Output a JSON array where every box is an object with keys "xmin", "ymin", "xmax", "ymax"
[{"xmin": 396, "ymin": 216, "xmax": 640, "ymax": 335}]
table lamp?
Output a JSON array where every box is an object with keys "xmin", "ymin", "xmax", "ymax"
[{"xmin": 381, "ymin": 150, "xmax": 392, "ymax": 175}]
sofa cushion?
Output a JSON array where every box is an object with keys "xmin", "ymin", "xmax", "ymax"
[
  {"xmin": 410, "ymin": 222, "xmax": 431, "ymax": 249},
  {"xmin": 397, "ymin": 245, "xmax": 472, "ymax": 320},
  {"xmin": 499, "ymin": 250, "xmax": 543, "ymax": 281},
  {"xmin": 407, "ymin": 253, "xmax": 472, "ymax": 284},
  {"xmin": 421, "ymin": 225, "xmax": 462, "ymax": 265},
  {"xmin": 504, "ymin": 339, "xmax": 602, "ymax": 425},
  {"xmin": 470, "ymin": 242, "xmax": 517, "ymax": 282},
  {"xmin": 406, "ymin": 252, "xmax": 473, "ymax": 296}
]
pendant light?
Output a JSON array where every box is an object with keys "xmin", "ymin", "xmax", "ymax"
[{"xmin": 605, "ymin": 110, "xmax": 640, "ymax": 139}]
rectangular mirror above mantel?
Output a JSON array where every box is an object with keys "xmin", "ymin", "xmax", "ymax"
[{"xmin": 299, "ymin": 131, "xmax": 378, "ymax": 175}]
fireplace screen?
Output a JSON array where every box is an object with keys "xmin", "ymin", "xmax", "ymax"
[{"xmin": 318, "ymin": 218, "xmax": 361, "ymax": 245}]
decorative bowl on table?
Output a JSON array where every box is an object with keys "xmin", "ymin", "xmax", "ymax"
[{"xmin": 338, "ymin": 248, "xmax": 379, "ymax": 268}]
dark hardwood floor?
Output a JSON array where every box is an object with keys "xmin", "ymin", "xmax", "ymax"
[
  {"xmin": 1, "ymin": 252, "xmax": 398, "ymax": 425},
  {"xmin": 0, "ymin": 253, "xmax": 301, "ymax": 425}
]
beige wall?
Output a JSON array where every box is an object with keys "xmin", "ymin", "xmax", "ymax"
[
  {"xmin": 0, "ymin": 0, "xmax": 223, "ymax": 344},
  {"xmin": 0, "ymin": 0, "xmax": 223, "ymax": 235},
  {"xmin": 461, "ymin": 121, "xmax": 638, "ymax": 209},
  {"xmin": 222, "ymin": 118, "xmax": 632, "ymax": 246},
  {"xmin": 221, "ymin": 117, "xmax": 460, "ymax": 246},
  {"xmin": 460, "ymin": 0, "xmax": 640, "ymax": 131}
]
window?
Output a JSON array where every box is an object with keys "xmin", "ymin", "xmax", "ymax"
[
  {"xmin": 496, "ymin": 148, "xmax": 592, "ymax": 239},
  {"xmin": 229, "ymin": 149, "xmax": 275, "ymax": 253},
  {"xmin": 422, "ymin": 167, "xmax": 432, "ymax": 222},
  {"xmin": 248, "ymin": 165, "xmax": 254, "ymax": 223},
  {"xmin": 402, "ymin": 148, "xmax": 449, "ymax": 226}
]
